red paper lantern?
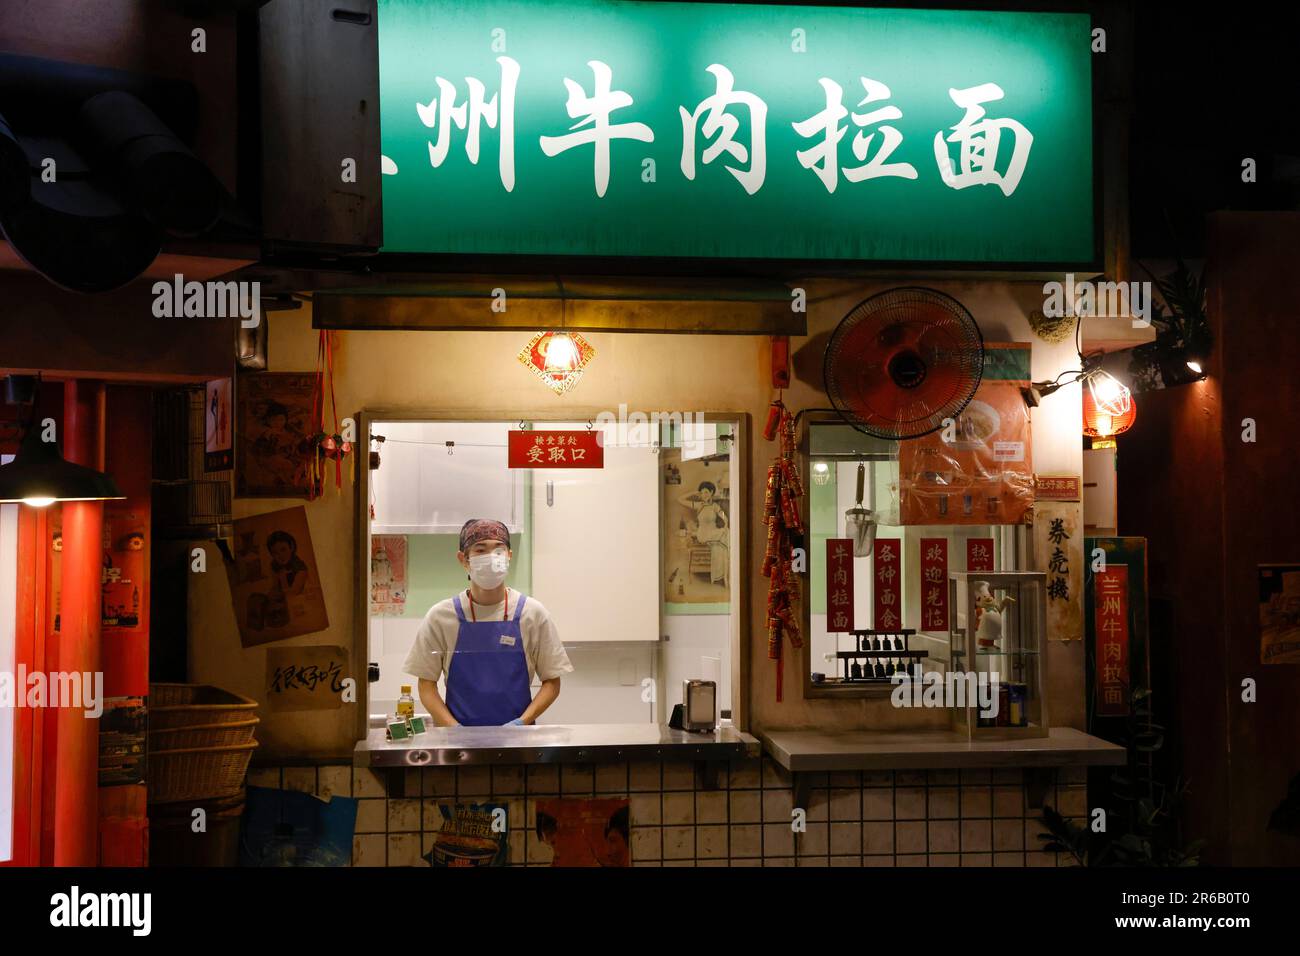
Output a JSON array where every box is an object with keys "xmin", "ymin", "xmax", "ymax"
[{"xmin": 1083, "ymin": 387, "xmax": 1137, "ymax": 438}]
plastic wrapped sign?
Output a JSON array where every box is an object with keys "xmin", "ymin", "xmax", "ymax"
[{"xmin": 899, "ymin": 343, "xmax": 1034, "ymax": 525}]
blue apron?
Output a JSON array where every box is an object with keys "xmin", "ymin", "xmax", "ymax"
[{"xmin": 445, "ymin": 591, "xmax": 532, "ymax": 726}]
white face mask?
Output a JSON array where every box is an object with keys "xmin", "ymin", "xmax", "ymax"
[{"xmin": 467, "ymin": 549, "xmax": 510, "ymax": 589}]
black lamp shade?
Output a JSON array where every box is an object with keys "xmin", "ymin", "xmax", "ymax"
[{"xmin": 0, "ymin": 428, "xmax": 124, "ymax": 504}]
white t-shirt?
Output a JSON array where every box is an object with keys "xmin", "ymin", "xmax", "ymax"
[{"xmin": 402, "ymin": 588, "xmax": 573, "ymax": 686}]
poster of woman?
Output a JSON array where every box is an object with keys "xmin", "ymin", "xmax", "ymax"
[
  {"xmin": 236, "ymin": 372, "xmax": 316, "ymax": 497},
  {"xmin": 226, "ymin": 506, "xmax": 329, "ymax": 647},
  {"xmin": 662, "ymin": 449, "xmax": 731, "ymax": 606}
]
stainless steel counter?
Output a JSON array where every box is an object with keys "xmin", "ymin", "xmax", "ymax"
[{"xmin": 356, "ymin": 722, "xmax": 761, "ymax": 768}]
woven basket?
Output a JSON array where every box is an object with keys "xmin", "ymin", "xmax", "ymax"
[
  {"xmin": 150, "ymin": 718, "xmax": 259, "ymax": 751},
  {"xmin": 150, "ymin": 683, "xmax": 258, "ymax": 730},
  {"xmin": 148, "ymin": 741, "xmax": 258, "ymax": 804}
]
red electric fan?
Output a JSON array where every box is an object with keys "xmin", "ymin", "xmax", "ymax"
[{"xmin": 824, "ymin": 287, "xmax": 985, "ymax": 440}]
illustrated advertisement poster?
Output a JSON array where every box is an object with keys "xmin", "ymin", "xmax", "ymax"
[
  {"xmin": 98, "ymin": 697, "xmax": 147, "ymax": 787},
  {"xmin": 370, "ymin": 534, "xmax": 408, "ymax": 616},
  {"xmin": 227, "ymin": 506, "xmax": 329, "ymax": 647},
  {"xmin": 1032, "ymin": 500, "xmax": 1083, "ymax": 641},
  {"xmin": 423, "ymin": 803, "xmax": 509, "ymax": 867},
  {"xmin": 534, "ymin": 798, "xmax": 630, "ymax": 867},
  {"xmin": 265, "ymin": 645, "xmax": 349, "ymax": 712},
  {"xmin": 899, "ymin": 343, "xmax": 1034, "ymax": 526},
  {"xmin": 1259, "ymin": 565, "xmax": 1300, "ymax": 665},
  {"xmin": 662, "ymin": 448, "xmax": 731, "ymax": 607},
  {"xmin": 236, "ymin": 372, "xmax": 316, "ymax": 498},
  {"xmin": 205, "ymin": 377, "xmax": 234, "ymax": 472}
]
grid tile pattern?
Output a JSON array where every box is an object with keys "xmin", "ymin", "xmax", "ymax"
[{"xmin": 246, "ymin": 760, "xmax": 1088, "ymax": 867}]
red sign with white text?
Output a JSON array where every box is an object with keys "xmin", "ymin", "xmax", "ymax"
[
  {"xmin": 826, "ymin": 538, "xmax": 854, "ymax": 632},
  {"xmin": 920, "ymin": 538, "xmax": 949, "ymax": 632},
  {"xmin": 966, "ymin": 537, "xmax": 995, "ymax": 572},
  {"xmin": 874, "ymin": 538, "xmax": 901, "ymax": 630},
  {"xmin": 1094, "ymin": 565, "xmax": 1130, "ymax": 716},
  {"xmin": 508, "ymin": 430, "xmax": 604, "ymax": 468}
]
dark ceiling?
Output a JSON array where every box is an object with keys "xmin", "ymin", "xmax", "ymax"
[{"xmin": 1130, "ymin": 2, "xmax": 1300, "ymax": 257}]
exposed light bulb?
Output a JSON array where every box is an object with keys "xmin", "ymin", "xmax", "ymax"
[
  {"xmin": 1186, "ymin": 359, "xmax": 1203, "ymax": 375},
  {"xmin": 543, "ymin": 332, "xmax": 581, "ymax": 373},
  {"xmin": 1087, "ymin": 370, "xmax": 1131, "ymax": 418},
  {"xmin": 22, "ymin": 496, "xmax": 56, "ymax": 508}
]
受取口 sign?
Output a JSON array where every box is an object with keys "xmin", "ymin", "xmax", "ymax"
[
  {"xmin": 377, "ymin": 0, "xmax": 1094, "ymax": 263},
  {"xmin": 508, "ymin": 429, "xmax": 605, "ymax": 468}
]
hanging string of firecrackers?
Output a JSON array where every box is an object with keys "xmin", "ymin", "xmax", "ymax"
[
  {"xmin": 761, "ymin": 399, "xmax": 804, "ymax": 702},
  {"xmin": 308, "ymin": 330, "xmax": 351, "ymax": 499}
]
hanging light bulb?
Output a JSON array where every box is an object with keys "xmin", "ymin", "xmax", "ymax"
[
  {"xmin": 1083, "ymin": 386, "xmax": 1136, "ymax": 439},
  {"xmin": 543, "ymin": 331, "xmax": 581, "ymax": 373},
  {"xmin": 1086, "ymin": 369, "xmax": 1131, "ymax": 418}
]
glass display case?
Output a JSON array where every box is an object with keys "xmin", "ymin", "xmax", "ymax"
[{"xmin": 947, "ymin": 571, "xmax": 1048, "ymax": 739}]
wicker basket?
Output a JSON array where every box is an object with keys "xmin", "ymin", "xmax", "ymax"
[
  {"xmin": 150, "ymin": 718, "xmax": 259, "ymax": 751},
  {"xmin": 148, "ymin": 741, "xmax": 258, "ymax": 804},
  {"xmin": 150, "ymin": 683, "xmax": 258, "ymax": 730}
]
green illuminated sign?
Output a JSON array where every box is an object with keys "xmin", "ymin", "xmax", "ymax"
[{"xmin": 378, "ymin": 0, "xmax": 1094, "ymax": 263}]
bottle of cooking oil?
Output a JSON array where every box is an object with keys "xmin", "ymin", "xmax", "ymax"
[{"xmin": 397, "ymin": 685, "xmax": 416, "ymax": 718}]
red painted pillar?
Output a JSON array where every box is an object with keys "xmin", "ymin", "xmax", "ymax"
[{"xmin": 53, "ymin": 380, "xmax": 103, "ymax": 866}]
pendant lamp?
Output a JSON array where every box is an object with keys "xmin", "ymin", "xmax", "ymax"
[
  {"xmin": 0, "ymin": 427, "xmax": 124, "ymax": 506},
  {"xmin": 543, "ymin": 331, "xmax": 582, "ymax": 373}
]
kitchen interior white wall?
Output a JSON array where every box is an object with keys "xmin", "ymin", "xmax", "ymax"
[
  {"xmin": 368, "ymin": 419, "xmax": 662, "ymax": 722},
  {"xmin": 0, "ymin": 498, "xmax": 17, "ymax": 862},
  {"xmin": 662, "ymin": 613, "xmax": 729, "ymax": 716}
]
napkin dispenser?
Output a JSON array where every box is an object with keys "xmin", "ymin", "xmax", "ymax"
[{"xmin": 681, "ymin": 680, "xmax": 717, "ymax": 733}]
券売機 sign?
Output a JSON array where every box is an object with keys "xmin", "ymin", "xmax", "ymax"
[{"xmin": 377, "ymin": 0, "xmax": 1094, "ymax": 263}]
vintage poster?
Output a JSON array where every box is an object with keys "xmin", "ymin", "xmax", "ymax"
[
  {"xmin": 226, "ymin": 506, "xmax": 329, "ymax": 647},
  {"xmin": 102, "ymin": 512, "xmax": 147, "ymax": 634},
  {"xmin": 98, "ymin": 697, "xmax": 147, "ymax": 787},
  {"xmin": 204, "ymin": 377, "xmax": 233, "ymax": 472},
  {"xmin": 534, "ymin": 798, "xmax": 629, "ymax": 867},
  {"xmin": 899, "ymin": 343, "xmax": 1034, "ymax": 525},
  {"xmin": 370, "ymin": 535, "xmax": 408, "ymax": 616},
  {"xmin": 662, "ymin": 448, "xmax": 731, "ymax": 606},
  {"xmin": 265, "ymin": 645, "xmax": 349, "ymax": 711},
  {"xmin": 1259, "ymin": 565, "xmax": 1300, "ymax": 664},
  {"xmin": 235, "ymin": 372, "xmax": 316, "ymax": 498},
  {"xmin": 240, "ymin": 786, "xmax": 358, "ymax": 867},
  {"xmin": 1032, "ymin": 500, "xmax": 1083, "ymax": 641},
  {"xmin": 423, "ymin": 803, "xmax": 509, "ymax": 867}
]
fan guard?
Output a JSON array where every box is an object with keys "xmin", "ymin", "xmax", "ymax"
[{"xmin": 824, "ymin": 287, "xmax": 985, "ymax": 440}]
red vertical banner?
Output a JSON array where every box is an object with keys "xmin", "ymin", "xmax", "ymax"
[
  {"xmin": 920, "ymin": 538, "xmax": 949, "ymax": 632},
  {"xmin": 873, "ymin": 538, "xmax": 901, "ymax": 630},
  {"xmin": 825, "ymin": 538, "xmax": 854, "ymax": 632},
  {"xmin": 1094, "ymin": 565, "xmax": 1130, "ymax": 716},
  {"xmin": 966, "ymin": 537, "xmax": 995, "ymax": 572}
]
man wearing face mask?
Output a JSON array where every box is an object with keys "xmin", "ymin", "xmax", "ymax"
[{"xmin": 403, "ymin": 518, "xmax": 573, "ymax": 727}]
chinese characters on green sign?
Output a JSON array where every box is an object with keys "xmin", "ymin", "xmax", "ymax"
[{"xmin": 378, "ymin": 1, "xmax": 1094, "ymax": 262}]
